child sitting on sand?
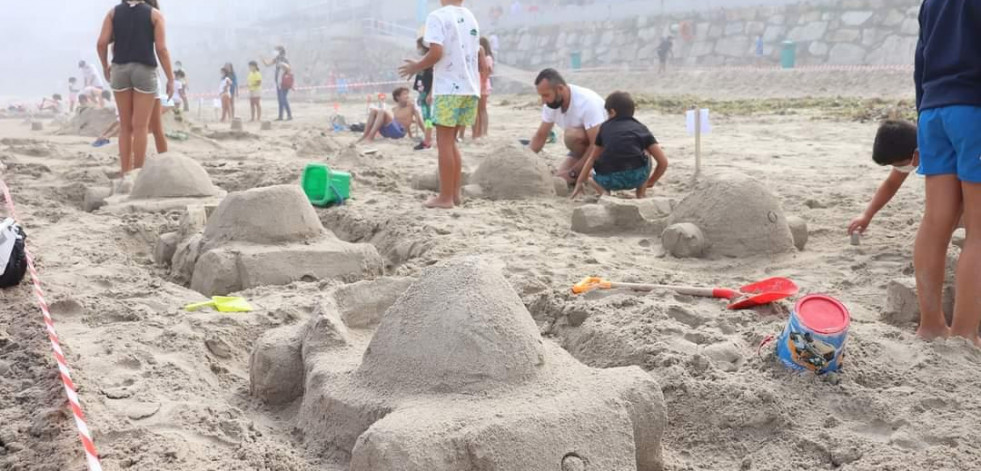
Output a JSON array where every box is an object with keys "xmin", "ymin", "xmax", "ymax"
[
  {"xmin": 848, "ymin": 120, "xmax": 922, "ymax": 235},
  {"xmin": 571, "ymin": 91, "xmax": 668, "ymax": 199},
  {"xmin": 357, "ymin": 87, "xmax": 425, "ymax": 143},
  {"xmin": 38, "ymin": 94, "xmax": 64, "ymax": 114},
  {"xmin": 68, "ymin": 77, "xmax": 80, "ymax": 112}
]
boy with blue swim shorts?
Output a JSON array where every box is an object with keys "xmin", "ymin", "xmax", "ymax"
[
  {"xmin": 571, "ymin": 92, "xmax": 668, "ymax": 200},
  {"xmin": 912, "ymin": 0, "xmax": 981, "ymax": 344}
]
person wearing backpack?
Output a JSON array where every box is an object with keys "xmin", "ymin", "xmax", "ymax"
[{"xmin": 263, "ymin": 46, "xmax": 293, "ymax": 121}]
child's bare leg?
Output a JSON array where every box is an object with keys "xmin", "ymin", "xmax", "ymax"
[
  {"xmin": 359, "ymin": 109, "xmax": 379, "ymax": 141},
  {"xmin": 366, "ymin": 110, "xmax": 393, "ymax": 141},
  {"xmin": 453, "ymin": 141, "xmax": 463, "ymax": 205},
  {"xmin": 914, "ymin": 175, "xmax": 962, "ymax": 340},
  {"xmin": 256, "ymin": 98, "xmax": 261, "ymax": 122},
  {"xmin": 951, "ymin": 181, "xmax": 981, "ymax": 344},
  {"xmin": 426, "ymin": 125, "xmax": 458, "ymax": 209}
]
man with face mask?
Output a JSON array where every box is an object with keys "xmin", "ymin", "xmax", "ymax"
[{"xmin": 529, "ymin": 69, "xmax": 606, "ymax": 185}]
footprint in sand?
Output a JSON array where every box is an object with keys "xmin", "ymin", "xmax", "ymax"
[{"xmin": 48, "ymin": 299, "xmax": 84, "ymax": 318}]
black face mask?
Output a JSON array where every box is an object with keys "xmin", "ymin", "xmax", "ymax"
[{"xmin": 546, "ymin": 96, "xmax": 564, "ymax": 109}]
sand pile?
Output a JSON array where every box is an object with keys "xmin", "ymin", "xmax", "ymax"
[
  {"xmin": 130, "ymin": 153, "xmax": 220, "ymax": 199},
  {"xmin": 250, "ymin": 257, "xmax": 666, "ymax": 470},
  {"xmin": 57, "ymin": 107, "xmax": 116, "ymax": 137},
  {"xmin": 98, "ymin": 153, "xmax": 225, "ymax": 214},
  {"xmin": 666, "ymin": 172, "xmax": 796, "ymax": 258},
  {"xmin": 293, "ymin": 130, "xmax": 341, "ymax": 157},
  {"xmin": 470, "ymin": 143, "xmax": 556, "ymax": 200},
  {"xmin": 178, "ymin": 185, "xmax": 382, "ymax": 296}
]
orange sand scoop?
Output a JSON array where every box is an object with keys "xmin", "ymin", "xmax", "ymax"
[{"xmin": 572, "ymin": 277, "xmax": 798, "ymax": 310}]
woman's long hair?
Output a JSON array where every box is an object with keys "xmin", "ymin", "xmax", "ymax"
[{"xmin": 480, "ymin": 37, "xmax": 493, "ymax": 58}]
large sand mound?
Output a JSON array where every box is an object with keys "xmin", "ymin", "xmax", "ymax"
[
  {"xmin": 471, "ymin": 144, "xmax": 556, "ymax": 200},
  {"xmin": 57, "ymin": 107, "xmax": 116, "ymax": 137},
  {"xmin": 667, "ymin": 172, "xmax": 795, "ymax": 258},
  {"xmin": 358, "ymin": 257, "xmax": 546, "ymax": 393},
  {"xmin": 252, "ymin": 257, "xmax": 666, "ymax": 470},
  {"xmin": 203, "ymin": 185, "xmax": 324, "ymax": 248},
  {"xmin": 130, "ymin": 153, "xmax": 220, "ymax": 200}
]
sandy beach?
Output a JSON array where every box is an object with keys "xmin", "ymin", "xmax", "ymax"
[{"xmin": 1, "ymin": 67, "xmax": 980, "ymax": 471}]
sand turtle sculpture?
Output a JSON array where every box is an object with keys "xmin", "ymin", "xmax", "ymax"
[
  {"xmin": 662, "ymin": 172, "xmax": 801, "ymax": 258},
  {"xmin": 250, "ymin": 257, "xmax": 667, "ymax": 470}
]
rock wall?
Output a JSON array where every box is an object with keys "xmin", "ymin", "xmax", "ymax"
[{"xmin": 494, "ymin": 0, "xmax": 920, "ymax": 69}]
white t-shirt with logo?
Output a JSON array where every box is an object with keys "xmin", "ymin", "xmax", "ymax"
[
  {"xmin": 541, "ymin": 84, "xmax": 606, "ymax": 131},
  {"xmin": 424, "ymin": 5, "xmax": 480, "ymax": 97}
]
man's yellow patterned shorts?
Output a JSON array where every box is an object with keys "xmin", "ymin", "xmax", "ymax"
[{"xmin": 433, "ymin": 95, "xmax": 478, "ymax": 128}]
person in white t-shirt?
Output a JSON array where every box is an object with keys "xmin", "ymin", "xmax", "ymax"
[
  {"xmin": 78, "ymin": 60, "xmax": 107, "ymax": 108},
  {"xmin": 529, "ymin": 68, "xmax": 606, "ymax": 185},
  {"xmin": 400, "ymin": 0, "xmax": 480, "ymax": 209}
]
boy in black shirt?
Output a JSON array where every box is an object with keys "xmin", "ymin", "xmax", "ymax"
[
  {"xmin": 413, "ymin": 37, "xmax": 435, "ymax": 151},
  {"xmin": 572, "ymin": 92, "xmax": 668, "ymax": 199}
]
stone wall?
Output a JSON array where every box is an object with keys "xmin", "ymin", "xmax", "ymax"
[{"xmin": 494, "ymin": 0, "xmax": 921, "ymax": 70}]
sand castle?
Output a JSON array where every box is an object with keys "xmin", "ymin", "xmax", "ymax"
[
  {"xmin": 97, "ymin": 153, "xmax": 225, "ymax": 214},
  {"xmin": 165, "ymin": 185, "xmax": 382, "ymax": 296},
  {"xmin": 57, "ymin": 107, "xmax": 117, "ymax": 137},
  {"xmin": 468, "ymin": 144, "xmax": 557, "ymax": 200},
  {"xmin": 664, "ymin": 172, "xmax": 801, "ymax": 258},
  {"xmin": 250, "ymin": 257, "xmax": 666, "ymax": 470}
]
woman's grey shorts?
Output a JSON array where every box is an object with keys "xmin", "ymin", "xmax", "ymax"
[{"xmin": 110, "ymin": 63, "xmax": 158, "ymax": 94}]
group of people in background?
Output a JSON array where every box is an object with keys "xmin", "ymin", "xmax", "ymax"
[{"xmin": 215, "ymin": 46, "xmax": 293, "ymax": 122}]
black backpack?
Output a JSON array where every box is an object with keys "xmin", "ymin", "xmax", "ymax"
[{"xmin": 0, "ymin": 224, "xmax": 27, "ymax": 288}]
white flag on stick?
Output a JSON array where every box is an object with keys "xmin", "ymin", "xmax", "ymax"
[{"xmin": 686, "ymin": 109, "xmax": 711, "ymax": 135}]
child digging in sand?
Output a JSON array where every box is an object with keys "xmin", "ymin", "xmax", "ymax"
[
  {"xmin": 912, "ymin": 0, "xmax": 981, "ymax": 343},
  {"xmin": 571, "ymin": 92, "xmax": 668, "ymax": 199},
  {"xmin": 848, "ymin": 120, "xmax": 923, "ymax": 236},
  {"xmin": 399, "ymin": 0, "xmax": 480, "ymax": 209},
  {"xmin": 357, "ymin": 87, "xmax": 425, "ymax": 143}
]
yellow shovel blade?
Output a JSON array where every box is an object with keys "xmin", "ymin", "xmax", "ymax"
[
  {"xmin": 184, "ymin": 296, "xmax": 253, "ymax": 313},
  {"xmin": 211, "ymin": 296, "xmax": 253, "ymax": 312}
]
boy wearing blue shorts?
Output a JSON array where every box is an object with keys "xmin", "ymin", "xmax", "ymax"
[
  {"xmin": 913, "ymin": 0, "xmax": 981, "ymax": 343},
  {"xmin": 400, "ymin": 0, "xmax": 480, "ymax": 209},
  {"xmin": 571, "ymin": 92, "xmax": 668, "ymax": 200}
]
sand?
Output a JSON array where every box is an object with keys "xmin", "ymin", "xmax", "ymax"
[{"xmin": 1, "ymin": 67, "xmax": 980, "ymax": 471}]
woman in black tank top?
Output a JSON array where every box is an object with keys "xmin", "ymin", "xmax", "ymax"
[{"xmin": 96, "ymin": 0, "xmax": 174, "ymax": 175}]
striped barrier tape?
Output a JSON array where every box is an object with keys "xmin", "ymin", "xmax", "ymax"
[
  {"xmin": 0, "ymin": 179, "xmax": 103, "ymax": 471},
  {"xmin": 186, "ymin": 80, "xmax": 407, "ymax": 99}
]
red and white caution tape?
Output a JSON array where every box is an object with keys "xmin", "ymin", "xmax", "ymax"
[
  {"xmin": 187, "ymin": 80, "xmax": 407, "ymax": 99},
  {"xmin": 0, "ymin": 179, "xmax": 102, "ymax": 471}
]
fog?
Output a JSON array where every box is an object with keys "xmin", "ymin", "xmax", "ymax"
[{"xmin": 0, "ymin": 0, "xmax": 290, "ymax": 97}]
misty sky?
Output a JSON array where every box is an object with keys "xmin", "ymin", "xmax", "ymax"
[{"xmin": 0, "ymin": 1, "xmax": 262, "ymax": 98}]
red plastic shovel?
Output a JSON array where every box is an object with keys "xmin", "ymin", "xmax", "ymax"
[{"xmin": 572, "ymin": 276, "xmax": 798, "ymax": 310}]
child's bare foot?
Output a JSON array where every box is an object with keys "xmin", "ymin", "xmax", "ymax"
[
  {"xmin": 424, "ymin": 196, "xmax": 455, "ymax": 209},
  {"xmin": 635, "ymin": 187, "xmax": 648, "ymax": 199},
  {"xmin": 916, "ymin": 324, "xmax": 950, "ymax": 341}
]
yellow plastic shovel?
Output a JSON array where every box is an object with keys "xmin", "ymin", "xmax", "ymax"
[{"xmin": 184, "ymin": 296, "xmax": 253, "ymax": 313}]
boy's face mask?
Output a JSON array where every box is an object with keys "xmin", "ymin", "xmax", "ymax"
[{"xmin": 892, "ymin": 159, "xmax": 917, "ymax": 174}]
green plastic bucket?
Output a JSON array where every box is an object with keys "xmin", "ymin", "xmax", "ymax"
[
  {"xmin": 571, "ymin": 52, "xmax": 582, "ymax": 71},
  {"xmin": 301, "ymin": 163, "xmax": 350, "ymax": 207}
]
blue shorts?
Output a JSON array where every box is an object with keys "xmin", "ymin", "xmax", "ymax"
[
  {"xmin": 918, "ymin": 106, "xmax": 981, "ymax": 183},
  {"xmin": 593, "ymin": 159, "xmax": 652, "ymax": 192},
  {"xmin": 380, "ymin": 121, "xmax": 406, "ymax": 139}
]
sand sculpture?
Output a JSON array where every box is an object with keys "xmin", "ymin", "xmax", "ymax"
[
  {"xmin": 572, "ymin": 198, "xmax": 674, "ymax": 235},
  {"xmin": 166, "ymin": 185, "xmax": 382, "ymax": 296},
  {"xmin": 97, "ymin": 153, "xmax": 225, "ymax": 214},
  {"xmin": 470, "ymin": 143, "xmax": 557, "ymax": 200},
  {"xmin": 57, "ymin": 107, "xmax": 117, "ymax": 137},
  {"xmin": 665, "ymin": 172, "xmax": 796, "ymax": 258},
  {"xmin": 250, "ymin": 257, "xmax": 667, "ymax": 470}
]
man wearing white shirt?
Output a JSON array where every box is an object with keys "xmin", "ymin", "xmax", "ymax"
[{"xmin": 529, "ymin": 68, "xmax": 606, "ymax": 185}]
